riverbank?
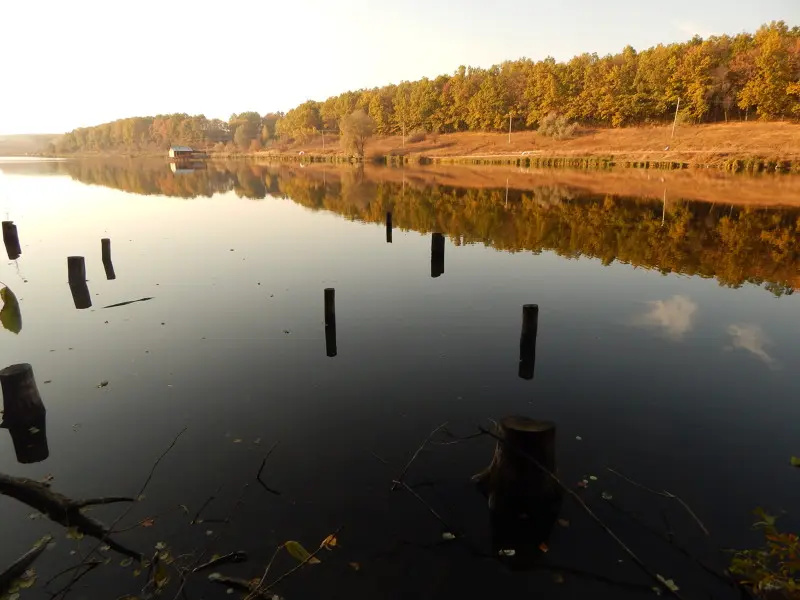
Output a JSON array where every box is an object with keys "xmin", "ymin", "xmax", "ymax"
[
  {"xmin": 229, "ymin": 121, "xmax": 800, "ymax": 173},
  {"xmin": 34, "ymin": 122, "xmax": 800, "ymax": 173}
]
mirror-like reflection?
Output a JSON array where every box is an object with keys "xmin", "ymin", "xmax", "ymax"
[
  {"xmin": 431, "ymin": 233, "xmax": 445, "ymax": 278},
  {"xmin": 4, "ymin": 160, "xmax": 795, "ymax": 295},
  {"xmin": 0, "ymin": 157, "xmax": 798, "ymax": 600}
]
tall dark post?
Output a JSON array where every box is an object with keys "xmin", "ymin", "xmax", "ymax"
[
  {"xmin": 386, "ymin": 212, "xmax": 393, "ymax": 244},
  {"xmin": 431, "ymin": 233, "xmax": 445, "ymax": 278},
  {"xmin": 101, "ymin": 238, "xmax": 116, "ymax": 280},
  {"xmin": 0, "ymin": 363, "xmax": 49, "ymax": 464},
  {"xmin": 2, "ymin": 221, "xmax": 21, "ymax": 260},
  {"xmin": 519, "ymin": 304, "xmax": 539, "ymax": 380},
  {"xmin": 67, "ymin": 256, "xmax": 91, "ymax": 309},
  {"xmin": 324, "ymin": 288, "xmax": 337, "ymax": 357}
]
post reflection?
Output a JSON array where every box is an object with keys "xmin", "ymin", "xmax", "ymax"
[{"xmin": 431, "ymin": 233, "xmax": 445, "ymax": 278}]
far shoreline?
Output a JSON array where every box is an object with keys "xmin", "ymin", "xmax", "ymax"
[{"xmin": 27, "ymin": 122, "xmax": 800, "ymax": 174}]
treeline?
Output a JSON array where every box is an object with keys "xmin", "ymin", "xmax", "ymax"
[
  {"xmin": 54, "ymin": 112, "xmax": 282, "ymax": 154},
  {"xmin": 54, "ymin": 22, "xmax": 799, "ymax": 154},
  {"xmin": 32, "ymin": 160, "xmax": 800, "ymax": 294}
]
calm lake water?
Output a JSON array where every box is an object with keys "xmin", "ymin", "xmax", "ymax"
[{"xmin": 0, "ymin": 158, "xmax": 798, "ymax": 599}]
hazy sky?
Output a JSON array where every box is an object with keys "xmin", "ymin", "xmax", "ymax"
[{"xmin": 0, "ymin": 0, "xmax": 797, "ymax": 134}]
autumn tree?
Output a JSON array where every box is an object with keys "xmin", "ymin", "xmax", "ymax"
[
  {"xmin": 738, "ymin": 22, "xmax": 794, "ymax": 119},
  {"xmin": 339, "ymin": 110, "xmax": 375, "ymax": 158}
]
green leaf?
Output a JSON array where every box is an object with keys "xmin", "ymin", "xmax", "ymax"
[
  {"xmin": 791, "ymin": 457, "xmax": 800, "ymax": 468},
  {"xmin": 0, "ymin": 286, "xmax": 22, "ymax": 334},
  {"xmin": 284, "ymin": 541, "xmax": 321, "ymax": 564}
]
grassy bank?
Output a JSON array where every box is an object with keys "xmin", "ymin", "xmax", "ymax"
[{"xmin": 218, "ymin": 122, "xmax": 800, "ymax": 173}]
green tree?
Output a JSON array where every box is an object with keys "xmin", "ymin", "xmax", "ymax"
[{"xmin": 340, "ymin": 110, "xmax": 375, "ymax": 158}]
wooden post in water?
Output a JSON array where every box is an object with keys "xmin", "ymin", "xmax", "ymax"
[
  {"xmin": 67, "ymin": 256, "xmax": 86, "ymax": 283},
  {"xmin": 2, "ymin": 221, "xmax": 21, "ymax": 260},
  {"xmin": 101, "ymin": 238, "xmax": 116, "ymax": 280},
  {"xmin": 386, "ymin": 212, "xmax": 393, "ymax": 244},
  {"xmin": 67, "ymin": 256, "xmax": 91, "ymax": 309},
  {"xmin": 473, "ymin": 416, "xmax": 561, "ymax": 570},
  {"xmin": 324, "ymin": 288, "xmax": 337, "ymax": 357},
  {"xmin": 431, "ymin": 233, "xmax": 445, "ymax": 278},
  {"xmin": 519, "ymin": 304, "xmax": 538, "ymax": 380},
  {"xmin": 0, "ymin": 363, "xmax": 49, "ymax": 463}
]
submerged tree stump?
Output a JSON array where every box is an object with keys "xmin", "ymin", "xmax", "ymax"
[
  {"xmin": 0, "ymin": 364, "xmax": 48, "ymax": 464},
  {"xmin": 474, "ymin": 416, "xmax": 562, "ymax": 569},
  {"xmin": 0, "ymin": 364, "xmax": 45, "ymax": 425}
]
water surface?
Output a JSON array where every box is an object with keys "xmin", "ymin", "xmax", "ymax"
[{"xmin": 0, "ymin": 159, "xmax": 798, "ymax": 599}]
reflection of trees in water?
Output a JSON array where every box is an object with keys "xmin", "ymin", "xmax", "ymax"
[{"xmin": 30, "ymin": 161, "xmax": 800, "ymax": 294}]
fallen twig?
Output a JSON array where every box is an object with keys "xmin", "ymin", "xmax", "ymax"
[
  {"xmin": 0, "ymin": 536, "xmax": 51, "ymax": 596},
  {"xmin": 52, "ymin": 426, "xmax": 188, "ymax": 600},
  {"xmin": 0, "ymin": 474, "xmax": 139, "ymax": 559},
  {"xmin": 390, "ymin": 422, "xmax": 448, "ymax": 491},
  {"xmin": 263, "ymin": 525, "xmax": 344, "ymax": 593},
  {"xmin": 256, "ymin": 442, "xmax": 281, "ymax": 495},
  {"xmin": 191, "ymin": 484, "xmax": 223, "ymax": 525},
  {"xmin": 246, "ymin": 545, "xmax": 284, "ymax": 600},
  {"xmin": 193, "ymin": 551, "xmax": 248, "ymax": 573},
  {"xmin": 606, "ymin": 467, "xmax": 710, "ymax": 536},
  {"xmin": 103, "ymin": 297, "xmax": 154, "ymax": 309},
  {"xmin": 394, "ymin": 480, "xmax": 453, "ymax": 534},
  {"xmin": 480, "ymin": 426, "xmax": 684, "ymax": 599}
]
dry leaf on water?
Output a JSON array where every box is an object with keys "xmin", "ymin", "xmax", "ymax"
[{"xmin": 285, "ymin": 541, "xmax": 321, "ymax": 564}]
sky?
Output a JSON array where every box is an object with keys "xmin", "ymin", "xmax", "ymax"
[{"xmin": 0, "ymin": 0, "xmax": 797, "ymax": 135}]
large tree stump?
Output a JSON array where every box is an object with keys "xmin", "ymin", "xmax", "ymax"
[{"xmin": 474, "ymin": 416, "xmax": 562, "ymax": 569}]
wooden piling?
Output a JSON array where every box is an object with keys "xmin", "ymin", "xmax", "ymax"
[
  {"xmin": 473, "ymin": 416, "xmax": 561, "ymax": 570},
  {"xmin": 69, "ymin": 281, "xmax": 92, "ymax": 310},
  {"xmin": 386, "ymin": 212, "xmax": 392, "ymax": 244},
  {"xmin": 67, "ymin": 256, "xmax": 86, "ymax": 283},
  {"xmin": 431, "ymin": 233, "xmax": 445, "ymax": 278},
  {"xmin": 0, "ymin": 364, "xmax": 45, "ymax": 426},
  {"xmin": 519, "ymin": 304, "xmax": 539, "ymax": 380},
  {"xmin": 101, "ymin": 238, "xmax": 116, "ymax": 280},
  {"xmin": 2, "ymin": 221, "xmax": 21, "ymax": 260},
  {"xmin": 324, "ymin": 288, "xmax": 337, "ymax": 357}
]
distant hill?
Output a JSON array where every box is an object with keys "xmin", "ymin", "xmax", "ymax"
[{"xmin": 0, "ymin": 134, "xmax": 59, "ymax": 156}]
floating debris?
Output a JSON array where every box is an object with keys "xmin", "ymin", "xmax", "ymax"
[
  {"xmin": 97, "ymin": 381, "xmax": 109, "ymax": 388},
  {"xmin": 104, "ymin": 297, "xmax": 153, "ymax": 309}
]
